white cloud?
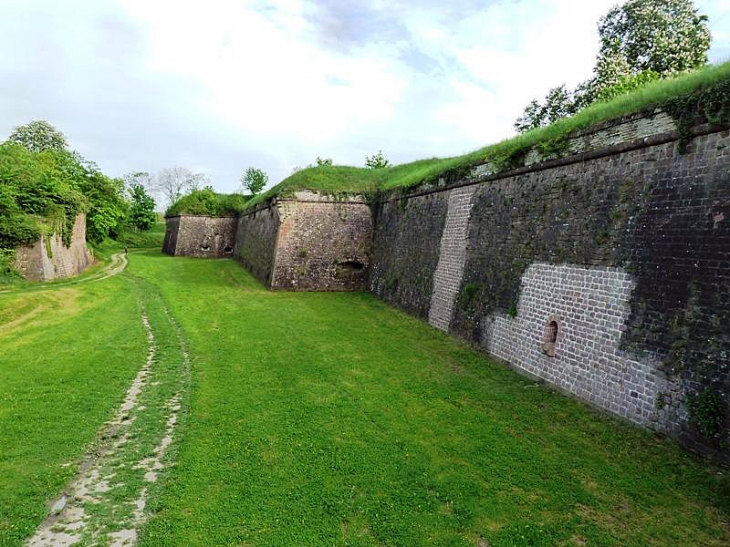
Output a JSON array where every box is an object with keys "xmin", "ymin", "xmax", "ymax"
[{"xmin": 0, "ymin": 0, "xmax": 727, "ymax": 194}]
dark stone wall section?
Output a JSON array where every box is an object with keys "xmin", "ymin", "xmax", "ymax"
[
  {"xmin": 234, "ymin": 204, "xmax": 280, "ymax": 286},
  {"xmin": 369, "ymin": 193, "xmax": 449, "ymax": 319},
  {"xmin": 162, "ymin": 216, "xmax": 180, "ymax": 256},
  {"xmin": 371, "ymin": 127, "xmax": 730, "ymax": 462}
]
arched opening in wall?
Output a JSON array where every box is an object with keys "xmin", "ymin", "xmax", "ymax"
[
  {"xmin": 541, "ymin": 316, "xmax": 561, "ymax": 357},
  {"xmin": 338, "ymin": 260, "xmax": 364, "ymax": 271},
  {"xmin": 224, "ymin": 246, "xmax": 233, "ymax": 253},
  {"xmin": 201, "ymin": 245, "xmax": 210, "ymax": 251},
  {"xmin": 335, "ymin": 260, "xmax": 365, "ymax": 279}
]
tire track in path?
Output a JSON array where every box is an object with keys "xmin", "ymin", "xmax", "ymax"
[{"xmin": 26, "ymin": 280, "xmax": 190, "ymax": 546}]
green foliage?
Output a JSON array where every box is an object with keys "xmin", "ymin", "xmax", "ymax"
[
  {"xmin": 364, "ymin": 150, "xmax": 390, "ymax": 169},
  {"xmin": 316, "ymin": 157, "xmax": 333, "ymax": 166},
  {"xmin": 515, "ymin": 85, "xmax": 581, "ymax": 133},
  {"xmin": 115, "ymin": 220, "xmax": 165, "ymax": 249},
  {"xmin": 515, "ymin": 0, "xmax": 711, "ymax": 132},
  {"xmin": 76, "ymin": 168, "xmax": 127, "ymax": 244},
  {"xmin": 0, "ymin": 143, "xmax": 86, "ymax": 248},
  {"xmin": 128, "ymin": 184, "xmax": 157, "ymax": 231},
  {"xmin": 458, "ymin": 282, "xmax": 482, "ymax": 310},
  {"xmin": 598, "ymin": 0, "xmax": 710, "ymax": 75},
  {"xmin": 241, "ymin": 166, "xmax": 268, "ymax": 195},
  {"xmin": 0, "ymin": 248, "xmax": 20, "ymax": 282},
  {"xmin": 165, "ymin": 187, "xmax": 250, "ymax": 217},
  {"xmin": 7, "ymin": 120, "xmax": 68, "ymax": 153},
  {"xmin": 687, "ymin": 388, "xmax": 725, "ymax": 439},
  {"xmin": 0, "ymin": 133, "xmax": 128, "ymax": 260},
  {"xmin": 596, "ymin": 70, "xmax": 661, "ymax": 102},
  {"xmin": 663, "ymin": 78, "xmax": 730, "ymax": 151}
]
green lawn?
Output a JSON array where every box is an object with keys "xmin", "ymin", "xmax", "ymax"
[
  {"xmin": 1, "ymin": 252, "xmax": 728, "ymax": 546},
  {"xmin": 0, "ymin": 276, "xmax": 148, "ymax": 545}
]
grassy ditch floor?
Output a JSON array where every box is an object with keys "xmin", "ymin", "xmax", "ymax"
[
  {"xmin": 1, "ymin": 251, "xmax": 728, "ymax": 546},
  {"xmin": 0, "ymin": 275, "xmax": 148, "ymax": 545},
  {"xmin": 127, "ymin": 253, "xmax": 729, "ymax": 547}
]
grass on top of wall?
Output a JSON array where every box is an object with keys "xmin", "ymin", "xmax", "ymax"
[{"xmin": 246, "ymin": 60, "xmax": 730, "ymax": 210}]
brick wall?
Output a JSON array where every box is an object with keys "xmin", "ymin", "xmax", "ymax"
[
  {"xmin": 15, "ymin": 214, "xmax": 94, "ymax": 281},
  {"xmin": 370, "ymin": 121, "xmax": 730, "ymax": 461},
  {"xmin": 163, "ymin": 215, "xmax": 237, "ymax": 258},
  {"xmin": 428, "ymin": 187, "xmax": 476, "ymax": 331},
  {"xmin": 234, "ymin": 192, "xmax": 373, "ymax": 291},
  {"xmin": 484, "ymin": 264, "xmax": 681, "ymax": 432}
]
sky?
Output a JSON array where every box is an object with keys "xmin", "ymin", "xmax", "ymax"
[{"xmin": 0, "ymin": 0, "xmax": 728, "ymax": 200}]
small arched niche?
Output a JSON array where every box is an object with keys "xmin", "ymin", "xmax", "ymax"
[{"xmin": 541, "ymin": 315, "xmax": 561, "ymax": 357}]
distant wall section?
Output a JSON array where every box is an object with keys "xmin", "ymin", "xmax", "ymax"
[
  {"xmin": 235, "ymin": 192, "xmax": 373, "ymax": 290},
  {"xmin": 272, "ymin": 192, "xmax": 372, "ymax": 291},
  {"xmin": 163, "ymin": 215, "xmax": 237, "ymax": 258},
  {"xmin": 15, "ymin": 214, "xmax": 94, "ymax": 281},
  {"xmin": 234, "ymin": 203, "xmax": 280, "ymax": 286}
]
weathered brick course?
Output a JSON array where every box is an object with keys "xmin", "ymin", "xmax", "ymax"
[{"xmin": 428, "ymin": 186, "xmax": 475, "ymax": 331}]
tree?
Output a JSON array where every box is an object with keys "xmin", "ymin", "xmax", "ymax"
[
  {"xmin": 123, "ymin": 171, "xmax": 154, "ymax": 193},
  {"xmin": 128, "ymin": 184, "xmax": 157, "ymax": 231},
  {"xmin": 597, "ymin": 0, "xmax": 710, "ymax": 76},
  {"xmin": 316, "ymin": 157, "xmax": 333, "ymax": 166},
  {"xmin": 514, "ymin": 85, "xmax": 579, "ymax": 133},
  {"xmin": 364, "ymin": 150, "xmax": 390, "ymax": 169},
  {"xmin": 514, "ymin": 0, "xmax": 711, "ymax": 133},
  {"xmin": 7, "ymin": 120, "xmax": 68, "ymax": 152},
  {"xmin": 241, "ymin": 167, "xmax": 268, "ymax": 195},
  {"xmin": 154, "ymin": 166, "xmax": 205, "ymax": 205}
]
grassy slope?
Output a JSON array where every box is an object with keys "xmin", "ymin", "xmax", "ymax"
[
  {"xmin": 0, "ymin": 275, "xmax": 148, "ymax": 545},
  {"xmin": 114, "ymin": 220, "xmax": 166, "ymax": 249},
  {"xmin": 247, "ymin": 61, "xmax": 730, "ymax": 209},
  {"xmin": 134, "ymin": 254, "xmax": 729, "ymax": 547}
]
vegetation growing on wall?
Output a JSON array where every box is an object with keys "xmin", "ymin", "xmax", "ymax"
[
  {"xmin": 246, "ymin": 61, "xmax": 730, "ymax": 210},
  {"xmin": 687, "ymin": 388, "xmax": 725, "ymax": 440},
  {"xmin": 165, "ymin": 187, "xmax": 250, "ymax": 217},
  {"xmin": 0, "ymin": 121, "xmax": 132, "ymax": 278},
  {"xmin": 0, "ymin": 142, "xmax": 86, "ymax": 248}
]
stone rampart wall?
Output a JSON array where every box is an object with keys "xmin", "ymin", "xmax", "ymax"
[
  {"xmin": 234, "ymin": 203, "xmax": 280, "ymax": 286},
  {"xmin": 271, "ymin": 192, "xmax": 372, "ymax": 291},
  {"xmin": 370, "ymin": 121, "xmax": 730, "ymax": 461},
  {"xmin": 163, "ymin": 215, "xmax": 237, "ymax": 258},
  {"xmin": 15, "ymin": 214, "xmax": 94, "ymax": 281}
]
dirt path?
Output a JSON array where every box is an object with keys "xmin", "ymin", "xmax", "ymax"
[
  {"xmin": 26, "ymin": 292, "xmax": 190, "ymax": 546},
  {"xmin": 0, "ymin": 252, "xmax": 128, "ymax": 295}
]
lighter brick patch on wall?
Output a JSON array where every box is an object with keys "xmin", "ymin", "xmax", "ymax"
[
  {"xmin": 483, "ymin": 263, "xmax": 683, "ymax": 431},
  {"xmin": 429, "ymin": 187, "xmax": 476, "ymax": 331}
]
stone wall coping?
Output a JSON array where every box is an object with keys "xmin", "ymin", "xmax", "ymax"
[
  {"xmin": 567, "ymin": 107, "xmax": 663, "ymax": 139},
  {"xmin": 239, "ymin": 193, "xmax": 369, "ymax": 218}
]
